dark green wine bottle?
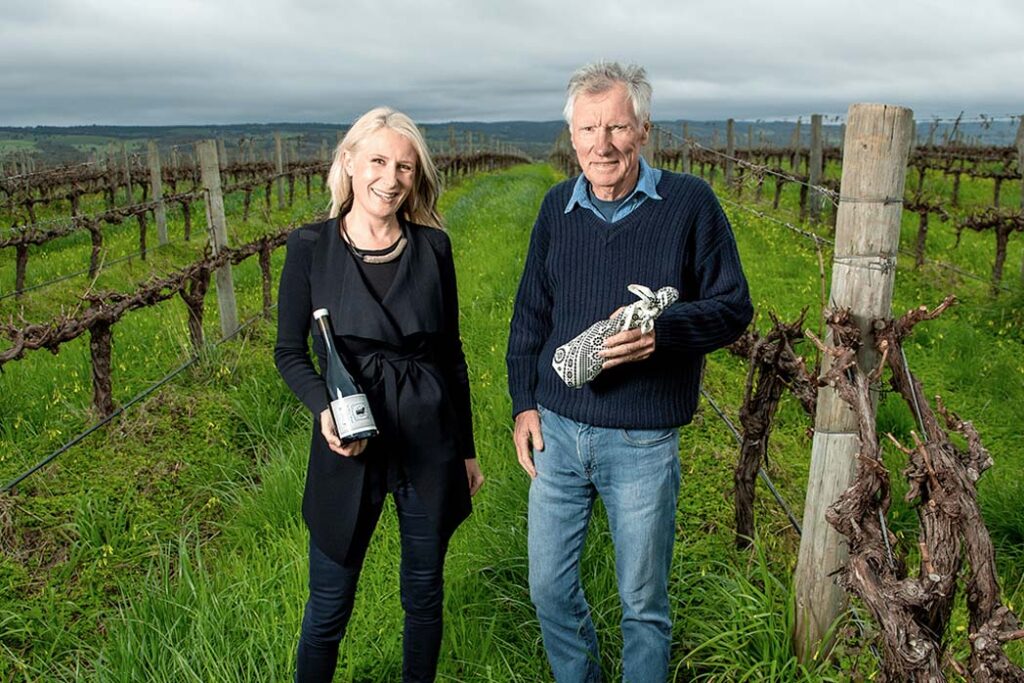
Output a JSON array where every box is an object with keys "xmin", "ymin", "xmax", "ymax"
[{"xmin": 313, "ymin": 308, "xmax": 378, "ymax": 443}]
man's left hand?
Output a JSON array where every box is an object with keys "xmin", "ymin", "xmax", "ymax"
[{"xmin": 599, "ymin": 307, "xmax": 656, "ymax": 369}]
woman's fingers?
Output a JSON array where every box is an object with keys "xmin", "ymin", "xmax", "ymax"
[{"xmin": 319, "ymin": 409, "xmax": 367, "ymax": 456}]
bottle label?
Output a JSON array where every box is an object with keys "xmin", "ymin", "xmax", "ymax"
[{"xmin": 330, "ymin": 394, "xmax": 377, "ymax": 440}]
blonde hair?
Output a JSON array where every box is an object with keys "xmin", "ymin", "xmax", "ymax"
[{"xmin": 327, "ymin": 106, "xmax": 443, "ymax": 228}]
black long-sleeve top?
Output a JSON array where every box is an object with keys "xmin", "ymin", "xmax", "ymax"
[{"xmin": 274, "ymin": 216, "xmax": 474, "ymax": 564}]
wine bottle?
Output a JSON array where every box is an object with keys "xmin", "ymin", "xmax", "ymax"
[{"xmin": 312, "ymin": 308, "xmax": 378, "ymax": 444}]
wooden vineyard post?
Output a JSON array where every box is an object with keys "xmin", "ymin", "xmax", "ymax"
[
  {"xmin": 197, "ymin": 140, "xmax": 239, "ymax": 339},
  {"xmin": 809, "ymin": 114, "xmax": 824, "ymax": 222},
  {"xmin": 274, "ymin": 132, "xmax": 286, "ymax": 210},
  {"xmin": 1017, "ymin": 116, "xmax": 1023, "ymax": 211},
  {"xmin": 106, "ymin": 149, "xmax": 118, "ymax": 209},
  {"xmin": 147, "ymin": 141, "xmax": 168, "ymax": 246},
  {"xmin": 726, "ymin": 118, "xmax": 735, "ymax": 190},
  {"xmin": 1017, "ymin": 117, "xmax": 1024, "ymax": 281},
  {"xmin": 217, "ymin": 138, "xmax": 228, "ymax": 170},
  {"xmin": 790, "ymin": 117, "xmax": 802, "ymax": 173},
  {"xmin": 681, "ymin": 122, "xmax": 691, "ymax": 174},
  {"xmin": 793, "ymin": 104, "xmax": 914, "ymax": 663},
  {"xmin": 121, "ymin": 142, "xmax": 132, "ymax": 203}
]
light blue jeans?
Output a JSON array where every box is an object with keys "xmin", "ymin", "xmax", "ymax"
[{"xmin": 528, "ymin": 405, "xmax": 681, "ymax": 683}]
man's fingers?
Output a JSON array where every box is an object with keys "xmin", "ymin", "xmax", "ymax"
[
  {"xmin": 515, "ymin": 431, "xmax": 537, "ymax": 478},
  {"xmin": 601, "ymin": 335, "xmax": 653, "ymax": 359},
  {"xmin": 518, "ymin": 452, "xmax": 536, "ymax": 479},
  {"xmin": 513, "ymin": 410, "xmax": 541, "ymax": 479},
  {"xmin": 531, "ymin": 421, "xmax": 544, "ymax": 453},
  {"xmin": 603, "ymin": 328, "xmax": 641, "ymax": 348}
]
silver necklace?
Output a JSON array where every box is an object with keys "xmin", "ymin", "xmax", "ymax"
[{"xmin": 341, "ymin": 217, "xmax": 407, "ymax": 264}]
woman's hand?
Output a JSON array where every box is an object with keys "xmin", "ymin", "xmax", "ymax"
[
  {"xmin": 319, "ymin": 408, "xmax": 367, "ymax": 457},
  {"xmin": 465, "ymin": 459, "xmax": 485, "ymax": 497}
]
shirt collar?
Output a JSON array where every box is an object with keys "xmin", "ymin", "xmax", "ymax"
[{"xmin": 564, "ymin": 156, "xmax": 663, "ymax": 214}]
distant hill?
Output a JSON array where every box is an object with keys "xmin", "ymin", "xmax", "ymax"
[
  {"xmin": 0, "ymin": 121, "xmax": 567, "ymax": 168},
  {"xmin": 1, "ymin": 118, "xmax": 1019, "ymax": 169}
]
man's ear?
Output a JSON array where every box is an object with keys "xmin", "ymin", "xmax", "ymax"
[{"xmin": 639, "ymin": 120, "xmax": 651, "ymax": 145}]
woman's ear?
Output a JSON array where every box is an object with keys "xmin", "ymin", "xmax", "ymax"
[{"xmin": 343, "ymin": 150, "xmax": 354, "ymax": 176}]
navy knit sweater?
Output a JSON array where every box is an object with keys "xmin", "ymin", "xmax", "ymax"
[{"xmin": 506, "ymin": 171, "xmax": 753, "ymax": 428}]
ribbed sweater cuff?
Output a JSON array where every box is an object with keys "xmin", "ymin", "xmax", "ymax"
[{"xmin": 507, "ymin": 356, "xmax": 537, "ymax": 417}]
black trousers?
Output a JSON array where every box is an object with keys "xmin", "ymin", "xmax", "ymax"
[{"xmin": 295, "ymin": 479, "xmax": 449, "ymax": 683}]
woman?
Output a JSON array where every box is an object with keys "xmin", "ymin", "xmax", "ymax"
[{"xmin": 274, "ymin": 106, "xmax": 484, "ymax": 683}]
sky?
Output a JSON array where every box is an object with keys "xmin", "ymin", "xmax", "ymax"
[{"xmin": 1, "ymin": 0, "xmax": 1022, "ymax": 127}]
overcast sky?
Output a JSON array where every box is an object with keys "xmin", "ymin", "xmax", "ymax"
[{"xmin": 2, "ymin": 0, "xmax": 1022, "ymax": 127}]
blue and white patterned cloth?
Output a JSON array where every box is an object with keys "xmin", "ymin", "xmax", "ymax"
[{"xmin": 552, "ymin": 284, "xmax": 679, "ymax": 389}]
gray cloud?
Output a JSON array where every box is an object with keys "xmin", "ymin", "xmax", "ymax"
[{"xmin": 1, "ymin": 0, "xmax": 1021, "ymax": 125}]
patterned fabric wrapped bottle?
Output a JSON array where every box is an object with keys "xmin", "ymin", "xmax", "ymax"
[{"xmin": 552, "ymin": 284, "xmax": 679, "ymax": 389}]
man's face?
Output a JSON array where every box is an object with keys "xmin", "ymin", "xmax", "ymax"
[{"xmin": 570, "ymin": 82, "xmax": 650, "ymax": 201}]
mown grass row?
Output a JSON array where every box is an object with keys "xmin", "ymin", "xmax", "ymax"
[{"xmin": 2, "ymin": 162, "xmax": 1022, "ymax": 681}]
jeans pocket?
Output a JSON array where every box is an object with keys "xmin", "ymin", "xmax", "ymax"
[{"xmin": 621, "ymin": 426, "xmax": 678, "ymax": 447}]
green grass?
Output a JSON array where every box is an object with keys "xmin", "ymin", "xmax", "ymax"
[{"xmin": 2, "ymin": 162, "xmax": 1022, "ymax": 681}]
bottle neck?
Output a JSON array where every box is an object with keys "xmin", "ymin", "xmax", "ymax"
[{"xmin": 316, "ymin": 316, "xmax": 338, "ymax": 356}]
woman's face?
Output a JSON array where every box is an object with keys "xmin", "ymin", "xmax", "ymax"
[{"xmin": 344, "ymin": 128, "xmax": 418, "ymax": 223}]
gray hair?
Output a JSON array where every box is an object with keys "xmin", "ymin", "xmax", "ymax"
[{"xmin": 562, "ymin": 61, "xmax": 652, "ymax": 125}]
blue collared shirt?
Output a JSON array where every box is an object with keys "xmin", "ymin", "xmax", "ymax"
[{"xmin": 564, "ymin": 156, "xmax": 663, "ymax": 223}]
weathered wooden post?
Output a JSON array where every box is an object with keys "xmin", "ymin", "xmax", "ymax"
[
  {"xmin": 1017, "ymin": 117, "xmax": 1024, "ymax": 280},
  {"xmin": 196, "ymin": 140, "xmax": 239, "ymax": 339},
  {"xmin": 217, "ymin": 138, "xmax": 228, "ymax": 170},
  {"xmin": 121, "ymin": 142, "xmax": 132, "ymax": 203},
  {"xmin": 809, "ymin": 114, "xmax": 824, "ymax": 222},
  {"xmin": 274, "ymin": 132, "xmax": 286, "ymax": 210},
  {"xmin": 147, "ymin": 141, "xmax": 168, "ymax": 246},
  {"xmin": 790, "ymin": 117, "xmax": 802, "ymax": 173},
  {"xmin": 793, "ymin": 103, "xmax": 914, "ymax": 663},
  {"xmin": 725, "ymin": 118, "xmax": 735, "ymax": 190},
  {"xmin": 681, "ymin": 122, "xmax": 691, "ymax": 175},
  {"xmin": 1014, "ymin": 115, "xmax": 1024, "ymax": 209},
  {"xmin": 106, "ymin": 148, "xmax": 118, "ymax": 209}
]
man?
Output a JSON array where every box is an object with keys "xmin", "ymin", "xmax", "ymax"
[{"xmin": 506, "ymin": 61, "xmax": 753, "ymax": 682}]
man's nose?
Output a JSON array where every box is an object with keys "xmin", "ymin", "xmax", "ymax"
[{"xmin": 594, "ymin": 127, "xmax": 613, "ymax": 153}]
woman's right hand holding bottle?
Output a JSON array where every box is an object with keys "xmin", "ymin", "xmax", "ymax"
[{"xmin": 320, "ymin": 408, "xmax": 368, "ymax": 456}]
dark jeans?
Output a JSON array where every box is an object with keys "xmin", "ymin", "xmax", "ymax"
[{"xmin": 295, "ymin": 479, "xmax": 449, "ymax": 683}]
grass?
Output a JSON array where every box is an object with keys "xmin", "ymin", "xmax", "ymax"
[{"xmin": 2, "ymin": 161, "xmax": 1023, "ymax": 681}]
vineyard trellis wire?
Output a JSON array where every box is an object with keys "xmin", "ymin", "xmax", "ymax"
[
  {"xmin": 0, "ymin": 303, "xmax": 275, "ymax": 494},
  {"xmin": 0, "ymin": 146, "xmax": 531, "ymax": 493},
  {"xmin": 646, "ymin": 128, "xmax": 1021, "ymax": 294}
]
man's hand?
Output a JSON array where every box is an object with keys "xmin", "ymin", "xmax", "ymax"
[
  {"xmin": 319, "ymin": 408, "xmax": 367, "ymax": 457},
  {"xmin": 465, "ymin": 459, "xmax": 485, "ymax": 496},
  {"xmin": 599, "ymin": 306, "xmax": 656, "ymax": 369},
  {"xmin": 513, "ymin": 409, "xmax": 544, "ymax": 479}
]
